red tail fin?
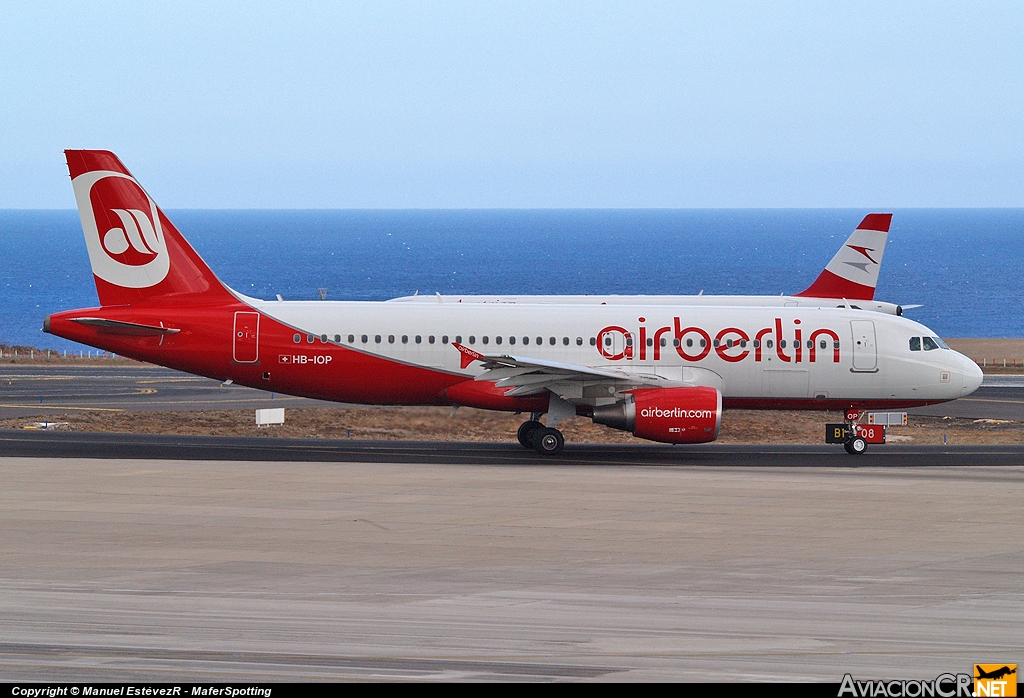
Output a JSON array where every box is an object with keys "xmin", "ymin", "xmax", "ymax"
[{"xmin": 65, "ymin": 150, "xmax": 233, "ymax": 306}]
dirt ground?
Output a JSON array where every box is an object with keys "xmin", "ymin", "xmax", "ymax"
[{"xmin": 4, "ymin": 406, "xmax": 1021, "ymax": 446}]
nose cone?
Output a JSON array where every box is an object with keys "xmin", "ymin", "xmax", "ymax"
[{"xmin": 960, "ymin": 354, "xmax": 984, "ymax": 396}]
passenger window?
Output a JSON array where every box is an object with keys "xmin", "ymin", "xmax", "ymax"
[
  {"xmin": 713, "ymin": 339, "xmax": 720, "ymax": 348},
  {"xmin": 455, "ymin": 335, "xmax": 462, "ymax": 343},
  {"xmin": 767, "ymin": 340, "xmax": 774, "ymax": 348},
  {"xmin": 549, "ymin": 337, "xmax": 556, "ymax": 345},
  {"xmin": 923, "ymin": 337, "xmax": 939, "ymax": 351},
  {"xmin": 589, "ymin": 337, "xmax": 596, "ymax": 346},
  {"xmin": 428, "ymin": 336, "xmax": 435, "ymax": 344},
  {"xmin": 604, "ymin": 336, "xmax": 612, "ymax": 346},
  {"xmin": 348, "ymin": 334, "xmax": 354, "ymax": 343},
  {"xmin": 780, "ymin": 340, "xmax": 787, "ymax": 349},
  {"xmin": 819, "ymin": 340, "xmax": 826, "ymax": 349},
  {"xmin": 563, "ymin": 337, "xmax": 569, "ymax": 346},
  {"xmin": 660, "ymin": 338, "xmax": 666, "ymax": 347},
  {"xmin": 536, "ymin": 337, "xmax": 543, "ymax": 345},
  {"xmin": 482, "ymin": 336, "xmax": 489, "ymax": 345},
  {"xmin": 415, "ymin": 335, "xmax": 422, "ymax": 344},
  {"xmin": 509, "ymin": 336, "xmax": 516, "ymax": 345},
  {"xmin": 307, "ymin": 334, "xmax": 314, "ymax": 343},
  {"xmin": 333, "ymin": 335, "xmax": 340, "ymax": 343},
  {"xmin": 576, "ymin": 337, "xmax": 583, "ymax": 346},
  {"xmin": 740, "ymin": 340, "xmax": 747, "ymax": 348},
  {"xmin": 806, "ymin": 340, "xmax": 812, "ymax": 348},
  {"xmin": 375, "ymin": 335, "xmax": 381, "ymax": 343},
  {"xmin": 442, "ymin": 335, "xmax": 449, "ymax": 344},
  {"xmin": 909, "ymin": 337, "xmax": 921, "ymax": 351},
  {"xmin": 321, "ymin": 334, "xmax": 327, "ymax": 343},
  {"xmin": 699, "ymin": 339, "xmax": 706, "ymax": 348},
  {"xmin": 647, "ymin": 338, "xmax": 653, "ymax": 347},
  {"xmin": 625, "ymin": 337, "xmax": 633, "ymax": 347},
  {"xmin": 833, "ymin": 341, "xmax": 839, "ymax": 349},
  {"xmin": 388, "ymin": 335, "xmax": 395, "ymax": 344},
  {"xmin": 401, "ymin": 335, "xmax": 408, "ymax": 344},
  {"xmin": 361, "ymin": 335, "xmax": 368, "ymax": 343},
  {"xmin": 293, "ymin": 334, "xmax": 301, "ymax": 343},
  {"xmin": 495, "ymin": 336, "xmax": 502, "ymax": 345},
  {"xmin": 686, "ymin": 338, "xmax": 693, "ymax": 348},
  {"xmin": 673, "ymin": 339, "xmax": 680, "ymax": 347},
  {"xmin": 523, "ymin": 337, "xmax": 530, "ymax": 345},
  {"xmin": 753, "ymin": 340, "xmax": 760, "ymax": 348},
  {"xmin": 469, "ymin": 336, "xmax": 476, "ymax": 344}
]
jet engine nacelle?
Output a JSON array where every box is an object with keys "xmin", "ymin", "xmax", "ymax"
[{"xmin": 591, "ymin": 386, "xmax": 722, "ymax": 444}]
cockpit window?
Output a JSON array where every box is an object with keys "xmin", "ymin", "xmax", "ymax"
[
  {"xmin": 909, "ymin": 337, "xmax": 921, "ymax": 352},
  {"xmin": 922, "ymin": 336, "xmax": 940, "ymax": 351},
  {"xmin": 934, "ymin": 337, "xmax": 950, "ymax": 350}
]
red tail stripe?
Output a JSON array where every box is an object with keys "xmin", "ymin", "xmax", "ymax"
[
  {"xmin": 793, "ymin": 269, "xmax": 876, "ymax": 301},
  {"xmin": 858, "ymin": 213, "xmax": 892, "ymax": 233}
]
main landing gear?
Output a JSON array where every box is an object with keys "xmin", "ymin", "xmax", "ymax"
[{"xmin": 517, "ymin": 413, "xmax": 565, "ymax": 456}]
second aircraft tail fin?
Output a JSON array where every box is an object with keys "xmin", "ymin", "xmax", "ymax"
[{"xmin": 794, "ymin": 213, "xmax": 892, "ymax": 301}]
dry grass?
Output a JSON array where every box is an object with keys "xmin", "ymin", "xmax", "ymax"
[{"xmin": 4, "ymin": 406, "xmax": 1021, "ymax": 446}]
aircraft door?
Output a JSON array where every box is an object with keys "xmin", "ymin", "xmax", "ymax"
[
  {"xmin": 601, "ymin": 329, "xmax": 634, "ymax": 360},
  {"xmin": 850, "ymin": 320, "xmax": 877, "ymax": 371},
  {"xmin": 233, "ymin": 311, "xmax": 260, "ymax": 363}
]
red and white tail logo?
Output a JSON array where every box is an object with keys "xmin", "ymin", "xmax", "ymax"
[
  {"xmin": 795, "ymin": 213, "xmax": 892, "ymax": 300},
  {"xmin": 65, "ymin": 150, "xmax": 232, "ymax": 307},
  {"xmin": 72, "ymin": 170, "xmax": 169, "ymax": 288}
]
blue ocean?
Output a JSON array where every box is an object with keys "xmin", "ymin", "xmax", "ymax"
[{"xmin": 2, "ymin": 209, "xmax": 1022, "ymax": 351}]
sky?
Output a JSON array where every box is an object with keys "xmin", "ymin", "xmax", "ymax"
[{"xmin": 1, "ymin": 1, "xmax": 1023, "ymax": 208}]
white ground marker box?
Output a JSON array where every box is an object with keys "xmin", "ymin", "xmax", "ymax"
[
  {"xmin": 256, "ymin": 408, "xmax": 285, "ymax": 426},
  {"xmin": 867, "ymin": 412, "xmax": 907, "ymax": 426}
]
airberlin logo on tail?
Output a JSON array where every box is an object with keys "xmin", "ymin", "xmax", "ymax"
[{"xmin": 72, "ymin": 170, "xmax": 170, "ymax": 288}]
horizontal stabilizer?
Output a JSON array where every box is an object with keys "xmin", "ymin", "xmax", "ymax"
[{"xmin": 69, "ymin": 317, "xmax": 180, "ymax": 336}]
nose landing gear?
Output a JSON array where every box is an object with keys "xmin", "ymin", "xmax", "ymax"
[{"xmin": 844, "ymin": 435, "xmax": 868, "ymax": 455}]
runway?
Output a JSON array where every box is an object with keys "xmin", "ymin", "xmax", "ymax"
[
  {"xmin": 3, "ymin": 429, "xmax": 1024, "ymax": 466},
  {"xmin": 0, "ymin": 364, "xmax": 335, "ymax": 418},
  {"xmin": 2, "ymin": 365, "xmax": 1024, "ymax": 420},
  {"xmin": 0, "ymin": 456, "xmax": 1021, "ymax": 681}
]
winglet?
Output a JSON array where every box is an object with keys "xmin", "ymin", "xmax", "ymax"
[
  {"xmin": 794, "ymin": 213, "xmax": 892, "ymax": 300},
  {"xmin": 453, "ymin": 342, "xmax": 484, "ymax": 369}
]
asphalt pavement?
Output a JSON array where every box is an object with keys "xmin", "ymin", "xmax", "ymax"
[{"xmin": 2, "ymin": 364, "xmax": 1022, "ymax": 420}]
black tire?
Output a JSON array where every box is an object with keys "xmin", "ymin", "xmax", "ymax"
[
  {"xmin": 517, "ymin": 420, "xmax": 543, "ymax": 448},
  {"xmin": 532, "ymin": 427, "xmax": 565, "ymax": 456},
  {"xmin": 844, "ymin": 436, "xmax": 867, "ymax": 455}
]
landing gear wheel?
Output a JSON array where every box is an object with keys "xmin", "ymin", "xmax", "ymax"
[
  {"xmin": 532, "ymin": 427, "xmax": 565, "ymax": 456},
  {"xmin": 517, "ymin": 420, "xmax": 544, "ymax": 448},
  {"xmin": 844, "ymin": 436, "xmax": 867, "ymax": 455}
]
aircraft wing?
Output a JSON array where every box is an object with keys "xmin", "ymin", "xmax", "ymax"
[
  {"xmin": 478, "ymin": 356, "xmax": 665, "ymax": 397},
  {"xmin": 452, "ymin": 343, "xmax": 666, "ymax": 397}
]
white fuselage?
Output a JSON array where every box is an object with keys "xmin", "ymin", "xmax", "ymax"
[{"xmin": 248, "ymin": 297, "xmax": 979, "ymax": 406}]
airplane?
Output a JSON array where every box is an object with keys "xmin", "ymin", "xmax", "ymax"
[
  {"xmin": 388, "ymin": 212, "xmax": 908, "ymax": 315},
  {"xmin": 44, "ymin": 150, "xmax": 983, "ymax": 456}
]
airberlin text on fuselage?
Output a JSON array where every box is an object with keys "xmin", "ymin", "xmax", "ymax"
[{"xmin": 597, "ymin": 317, "xmax": 842, "ymax": 364}]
